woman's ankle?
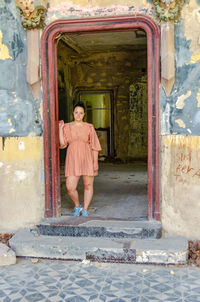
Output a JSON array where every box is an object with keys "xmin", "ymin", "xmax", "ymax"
[{"xmin": 74, "ymin": 202, "xmax": 80, "ymax": 207}]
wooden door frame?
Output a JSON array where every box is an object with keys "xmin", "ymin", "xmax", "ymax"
[{"xmin": 41, "ymin": 14, "xmax": 160, "ymax": 220}]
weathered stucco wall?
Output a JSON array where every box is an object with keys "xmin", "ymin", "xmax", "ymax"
[
  {"xmin": 161, "ymin": 135, "xmax": 200, "ymax": 239},
  {"xmin": 160, "ymin": 0, "xmax": 200, "ymax": 238},
  {"xmin": 1, "ymin": 0, "xmax": 200, "ymax": 237},
  {"xmin": 47, "ymin": 0, "xmax": 154, "ymax": 23},
  {"xmin": 0, "ymin": 0, "xmax": 44, "ymax": 232},
  {"xmin": 0, "ymin": 137, "xmax": 44, "ymax": 232}
]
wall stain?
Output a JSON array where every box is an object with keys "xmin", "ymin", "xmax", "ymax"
[
  {"xmin": 2, "ymin": 137, "xmax": 6, "ymax": 151},
  {"xmin": 11, "ymin": 33, "xmax": 24, "ymax": 60}
]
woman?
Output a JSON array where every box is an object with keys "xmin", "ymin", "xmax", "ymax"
[{"xmin": 59, "ymin": 102, "xmax": 102, "ymax": 217}]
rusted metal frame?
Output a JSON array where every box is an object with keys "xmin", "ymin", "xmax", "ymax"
[{"xmin": 41, "ymin": 15, "xmax": 160, "ymax": 220}]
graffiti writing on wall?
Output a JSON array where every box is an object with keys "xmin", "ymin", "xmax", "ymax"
[{"xmin": 174, "ymin": 152, "xmax": 200, "ymax": 182}]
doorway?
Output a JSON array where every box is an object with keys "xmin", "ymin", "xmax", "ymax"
[
  {"xmin": 79, "ymin": 91, "xmax": 113, "ymax": 158},
  {"xmin": 41, "ymin": 15, "xmax": 160, "ymax": 220}
]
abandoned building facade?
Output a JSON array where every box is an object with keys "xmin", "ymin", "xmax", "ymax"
[{"xmin": 0, "ymin": 0, "xmax": 200, "ymax": 239}]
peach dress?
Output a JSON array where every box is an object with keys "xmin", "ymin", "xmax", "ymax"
[{"xmin": 59, "ymin": 121, "xmax": 102, "ymax": 177}]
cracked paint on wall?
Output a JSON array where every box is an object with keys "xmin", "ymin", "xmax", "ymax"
[
  {"xmin": 182, "ymin": 1, "xmax": 200, "ymax": 55},
  {"xmin": 161, "ymin": 17, "xmax": 200, "ymax": 136},
  {"xmin": 0, "ymin": 1, "xmax": 43, "ymax": 137},
  {"xmin": 47, "ymin": 0, "xmax": 154, "ymax": 23}
]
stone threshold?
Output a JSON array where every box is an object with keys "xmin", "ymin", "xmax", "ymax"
[
  {"xmin": 9, "ymin": 229, "xmax": 188, "ymax": 265},
  {"xmin": 37, "ymin": 217, "xmax": 162, "ymax": 239}
]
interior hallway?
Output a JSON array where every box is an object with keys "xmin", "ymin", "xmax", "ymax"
[{"xmin": 61, "ymin": 162, "xmax": 147, "ymax": 220}]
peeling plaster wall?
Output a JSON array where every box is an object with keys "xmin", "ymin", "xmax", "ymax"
[
  {"xmin": 160, "ymin": 1, "xmax": 200, "ymax": 238},
  {"xmin": 1, "ymin": 0, "xmax": 200, "ymax": 237},
  {"xmin": 0, "ymin": 1, "xmax": 44, "ymax": 231},
  {"xmin": 161, "ymin": 2, "xmax": 200, "ymax": 136},
  {"xmin": 0, "ymin": 137, "xmax": 45, "ymax": 232},
  {"xmin": 161, "ymin": 135, "xmax": 200, "ymax": 239},
  {"xmin": 46, "ymin": 0, "xmax": 154, "ymax": 24},
  {"xmin": 0, "ymin": 2, "xmax": 43, "ymax": 136}
]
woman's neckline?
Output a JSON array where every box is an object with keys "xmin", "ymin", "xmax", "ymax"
[{"xmin": 70, "ymin": 121, "xmax": 86, "ymax": 127}]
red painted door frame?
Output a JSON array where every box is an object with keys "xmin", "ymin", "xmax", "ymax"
[{"xmin": 41, "ymin": 14, "xmax": 160, "ymax": 220}]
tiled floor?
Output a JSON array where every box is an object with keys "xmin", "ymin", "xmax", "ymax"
[{"xmin": 0, "ymin": 259, "xmax": 200, "ymax": 301}]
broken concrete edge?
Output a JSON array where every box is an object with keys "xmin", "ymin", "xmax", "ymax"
[
  {"xmin": 9, "ymin": 230, "xmax": 188, "ymax": 265},
  {"xmin": 36, "ymin": 219, "xmax": 162, "ymax": 239},
  {"xmin": 13, "ymin": 255, "xmax": 187, "ymax": 266},
  {"xmin": 0, "ymin": 242, "xmax": 16, "ymax": 266},
  {"xmin": 38, "ymin": 217, "xmax": 162, "ymax": 228}
]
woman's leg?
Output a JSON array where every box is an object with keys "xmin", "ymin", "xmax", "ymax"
[
  {"xmin": 82, "ymin": 176, "xmax": 94, "ymax": 210},
  {"xmin": 66, "ymin": 176, "xmax": 80, "ymax": 207}
]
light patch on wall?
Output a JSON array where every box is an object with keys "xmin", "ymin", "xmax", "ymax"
[
  {"xmin": 0, "ymin": 30, "xmax": 12, "ymax": 60},
  {"xmin": 18, "ymin": 141, "xmax": 25, "ymax": 150},
  {"xmin": 196, "ymin": 88, "xmax": 200, "ymax": 107},
  {"xmin": 190, "ymin": 52, "xmax": 200, "ymax": 64},
  {"xmin": 175, "ymin": 119, "xmax": 186, "ymax": 128},
  {"xmin": 0, "ymin": 162, "xmax": 3, "ymax": 168},
  {"xmin": 176, "ymin": 90, "xmax": 191, "ymax": 109},
  {"xmin": 15, "ymin": 170, "xmax": 27, "ymax": 181},
  {"xmin": 8, "ymin": 119, "xmax": 12, "ymax": 126},
  {"xmin": 9, "ymin": 128, "xmax": 15, "ymax": 134},
  {"xmin": 0, "ymin": 137, "xmax": 43, "ymax": 161},
  {"xmin": 28, "ymin": 132, "xmax": 36, "ymax": 137}
]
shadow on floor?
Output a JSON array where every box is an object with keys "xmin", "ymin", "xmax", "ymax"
[{"xmin": 61, "ymin": 162, "xmax": 148, "ymax": 220}]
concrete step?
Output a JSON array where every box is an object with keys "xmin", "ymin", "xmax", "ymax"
[
  {"xmin": 9, "ymin": 229, "xmax": 188, "ymax": 265},
  {"xmin": 37, "ymin": 217, "xmax": 162, "ymax": 239}
]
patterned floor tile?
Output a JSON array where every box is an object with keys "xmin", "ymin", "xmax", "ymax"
[{"xmin": 1, "ymin": 260, "xmax": 200, "ymax": 301}]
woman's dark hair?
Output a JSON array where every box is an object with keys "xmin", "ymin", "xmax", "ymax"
[{"xmin": 73, "ymin": 101, "xmax": 85, "ymax": 112}]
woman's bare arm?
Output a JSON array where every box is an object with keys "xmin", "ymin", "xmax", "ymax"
[
  {"xmin": 59, "ymin": 121, "xmax": 65, "ymax": 147},
  {"xmin": 93, "ymin": 150, "xmax": 99, "ymax": 171}
]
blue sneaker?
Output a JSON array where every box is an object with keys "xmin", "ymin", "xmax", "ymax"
[
  {"xmin": 73, "ymin": 206, "xmax": 82, "ymax": 216},
  {"xmin": 82, "ymin": 209, "xmax": 88, "ymax": 217}
]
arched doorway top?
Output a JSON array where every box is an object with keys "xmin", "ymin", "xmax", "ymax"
[{"xmin": 42, "ymin": 14, "xmax": 160, "ymax": 43}]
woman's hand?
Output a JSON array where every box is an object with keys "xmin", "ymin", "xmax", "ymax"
[{"xmin": 93, "ymin": 161, "xmax": 98, "ymax": 172}]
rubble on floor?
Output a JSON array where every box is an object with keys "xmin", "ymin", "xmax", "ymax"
[{"xmin": 188, "ymin": 240, "xmax": 200, "ymax": 267}]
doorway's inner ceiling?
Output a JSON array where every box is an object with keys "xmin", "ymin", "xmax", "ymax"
[{"xmin": 61, "ymin": 30, "xmax": 147, "ymax": 54}]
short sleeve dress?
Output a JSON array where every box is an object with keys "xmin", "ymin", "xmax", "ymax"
[{"xmin": 59, "ymin": 121, "xmax": 102, "ymax": 177}]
